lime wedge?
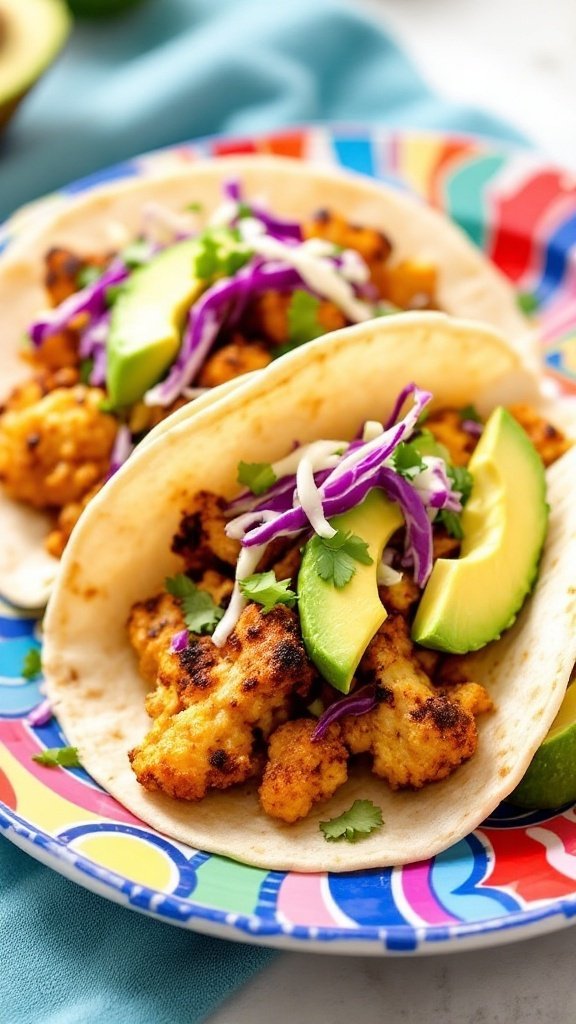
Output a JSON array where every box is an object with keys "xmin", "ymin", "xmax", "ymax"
[{"xmin": 510, "ymin": 682, "xmax": 576, "ymax": 808}]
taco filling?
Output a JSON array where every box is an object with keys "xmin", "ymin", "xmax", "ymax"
[
  {"xmin": 0, "ymin": 183, "xmax": 441, "ymax": 560},
  {"xmin": 126, "ymin": 386, "xmax": 569, "ymax": 829}
]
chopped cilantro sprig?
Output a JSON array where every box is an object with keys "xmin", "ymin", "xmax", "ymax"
[
  {"xmin": 310, "ymin": 530, "xmax": 373, "ymax": 589},
  {"xmin": 166, "ymin": 574, "xmax": 223, "ymax": 636},
  {"xmin": 239, "ymin": 571, "xmax": 297, "ymax": 614},
  {"xmin": 33, "ymin": 747, "xmax": 80, "ymax": 768},
  {"xmin": 237, "ymin": 461, "xmax": 277, "ymax": 496},
  {"xmin": 274, "ymin": 290, "xmax": 328, "ymax": 356},
  {"xmin": 21, "ymin": 648, "xmax": 42, "ymax": 681},
  {"xmin": 320, "ymin": 800, "xmax": 383, "ymax": 843}
]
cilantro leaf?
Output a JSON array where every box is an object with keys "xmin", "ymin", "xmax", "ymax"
[
  {"xmin": 194, "ymin": 228, "xmax": 252, "ymax": 281},
  {"xmin": 310, "ymin": 530, "xmax": 373, "ymax": 588},
  {"xmin": 105, "ymin": 283, "xmax": 126, "ymax": 307},
  {"xmin": 185, "ymin": 201, "xmax": 204, "ymax": 213},
  {"xmin": 438, "ymin": 509, "xmax": 464, "ymax": 540},
  {"xmin": 79, "ymin": 358, "xmax": 93, "ymax": 384},
  {"xmin": 239, "ymin": 571, "xmax": 297, "ymax": 614},
  {"xmin": 392, "ymin": 441, "xmax": 426, "ymax": 478},
  {"xmin": 21, "ymin": 647, "xmax": 42, "ymax": 680},
  {"xmin": 165, "ymin": 574, "xmax": 224, "ymax": 635},
  {"xmin": 459, "ymin": 403, "xmax": 482, "ymax": 424},
  {"xmin": 517, "ymin": 291, "xmax": 539, "ymax": 315},
  {"xmin": 33, "ymin": 746, "xmax": 80, "ymax": 768},
  {"xmin": 237, "ymin": 461, "xmax": 277, "ymax": 496},
  {"xmin": 76, "ymin": 265, "xmax": 103, "ymax": 289},
  {"xmin": 447, "ymin": 464, "xmax": 473, "ymax": 504},
  {"xmin": 320, "ymin": 799, "xmax": 383, "ymax": 843},
  {"xmin": 276, "ymin": 290, "xmax": 328, "ymax": 356}
]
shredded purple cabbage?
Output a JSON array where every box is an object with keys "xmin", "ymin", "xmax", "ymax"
[
  {"xmin": 462, "ymin": 419, "xmax": 484, "ymax": 437},
  {"xmin": 384, "ymin": 382, "xmax": 420, "ymax": 430},
  {"xmin": 378, "ymin": 467, "xmax": 433, "ymax": 585},
  {"xmin": 171, "ymin": 629, "xmax": 189, "ymax": 653},
  {"xmin": 25, "ymin": 699, "xmax": 53, "ymax": 727},
  {"xmin": 224, "ymin": 179, "xmax": 302, "ymax": 241},
  {"xmin": 311, "ymin": 685, "xmax": 377, "ymax": 740},
  {"xmin": 30, "ymin": 260, "xmax": 129, "ymax": 347}
]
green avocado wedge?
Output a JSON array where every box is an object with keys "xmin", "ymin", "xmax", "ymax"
[
  {"xmin": 510, "ymin": 682, "xmax": 576, "ymax": 808},
  {"xmin": 412, "ymin": 407, "xmax": 548, "ymax": 653},
  {"xmin": 298, "ymin": 489, "xmax": 403, "ymax": 694},
  {"xmin": 106, "ymin": 240, "xmax": 205, "ymax": 408}
]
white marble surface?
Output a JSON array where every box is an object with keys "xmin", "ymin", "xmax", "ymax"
[{"xmin": 208, "ymin": 1, "xmax": 576, "ymax": 1021}]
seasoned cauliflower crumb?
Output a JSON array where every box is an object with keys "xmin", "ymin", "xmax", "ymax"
[
  {"xmin": 508, "ymin": 403, "xmax": 570, "ymax": 467},
  {"xmin": 197, "ymin": 338, "xmax": 272, "ymax": 387},
  {"xmin": 171, "ymin": 491, "xmax": 240, "ymax": 574},
  {"xmin": 0, "ymin": 385, "xmax": 117, "ymax": 509},
  {"xmin": 259, "ymin": 719, "xmax": 348, "ymax": 823},
  {"xmin": 129, "ymin": 604, "xmax": 315, "ymax": 801},
  {"xmin": 342, "ymin": 615, "xmax": 489, "ymax": 790}
]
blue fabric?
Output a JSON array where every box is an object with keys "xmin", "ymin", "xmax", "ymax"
[
  {"xmin": 0, "ymin": 0, "xmax": 525, "ymax": 220},
  {"xmin": 0, "ymin": 2, "xmax": 526, "ymax": 1022}
]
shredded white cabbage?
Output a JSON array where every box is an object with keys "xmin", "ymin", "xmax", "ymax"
[{"xmin": 211, "ymin": 543, "xmax": 268, "ymax": 647}]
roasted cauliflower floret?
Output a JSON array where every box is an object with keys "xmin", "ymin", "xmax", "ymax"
[
  {"xmin": 197, "ymin": 338, "xmax": 272, "ymax": 387},
  {"xmin": 381, "ymin": 260, "xmax": 437, "ymax": 310},
  {"xmin": 303, "ymin": 210, "xmax": 392, "ymax": 292},
  {"xmin": 379, "ymin": 575, "xmax": 420, "ymax": 615},
  {"xmin": 342, "ymin": 615, "xmax": 489, "ymax": 790},
  {"xmin": 44, "ymin": 247, "xmax": 85, "ymax": 306},
  {"xmin": 508, "ymin": 403, "xmax": 570, "ymax": 467},
  {"xmin": 259, "ymin": 719, "xmax": 348, "ymax": 823},
  {"xmin": 426, "ymin": 408, "xmax": 478, "ymax": 466},
  {"xmin": 129, "ymin": 604, "xmax": 315, "ymax": 800},
  {"xmin": 128, "ymin": 593, "xmax": 186, "ymax": 686},
  {"xmin": 0, "ymin": 385, "xmax": 117, "ymax": 509},
  {"xmin": 171, "ymin": 491, "xmax": 240, "ymax": 575},
  {"xmin": 3, "ymin": 366, "xmax": 80, "ymax": 414}
]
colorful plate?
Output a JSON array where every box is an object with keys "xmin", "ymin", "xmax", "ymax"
[{"xmin": 2, "ymin": 125, "xmax": 576, "ymax": 955}]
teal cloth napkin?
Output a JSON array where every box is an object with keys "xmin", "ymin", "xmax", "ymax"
[{"xmin": 0, "ymin": 1, "xmax": 525, "ymax": 1022}]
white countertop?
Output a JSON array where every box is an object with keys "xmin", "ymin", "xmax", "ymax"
[{"xmin": 208, "ymin": 1, "xmax": 576, "ymax": 1020}]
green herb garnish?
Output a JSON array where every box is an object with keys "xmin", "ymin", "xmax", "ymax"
[
  {"xmin": 392, "ymin": 441, "xmax": 426, "ymax": 478},
  {"xmin": 310, "ymin": 530, "xmax": 373, "ymax": 588},
  {"xmin": 185, "ymin": 201, "xmax": 204, "ymax": 213},
  {"xmin": 437, "ymin": 509, "xmax": 464, "ymax": 540},
  {"xmin": 33, "ymin": 747, "xmax": 80, "ymax": 768},
  {"xmin": 79, "ymin": 358, "xmax": 93, "ymax": 384},
  {"xmin": 194, "ymin": 227, "xmax": 252, "ymax": 281},
  {"xmin": 21, "ymin": 648, "xmax": 42, "ymax": 680},
  {"xmin": 517, "ymin": 291, "xmax": 539, "ymax": 315},
  {"xmin": 105, "ymin": 283, "xmax": 126, "ymax": 307},
  {"xmin": 165, "ymin": 574, "xmax": 224, "ymax": 635},
  {"xmin": 237, "ymin": 461, "xmax": 277, "ymax": 496},
  {"xmin": 320, "ymin": 799, "xmax": 383, "ymax": 843},
  {"xmin": 448, "ymin": 464, "xmax": 473, "ymax": 504},
  {"xmin": 459, "ymin": 404, "xmax": 482, "ymax": 424},
  {"xmin": 76, "ymin": 265, "xmax": 102, "ymax": 289},
  {"xmin": 277, "ymin": 290, "xmax": 328, "ymax": 355},
  {"xmin": 239, "ymin": 571, "xmax": 297, "ymax": 614}
]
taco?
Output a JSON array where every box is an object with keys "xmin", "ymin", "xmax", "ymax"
[
  {"xmin": 42, "ymin": 313, "xmax": 576, "ymax": 872},
  {"xmin": 0, "ymin": 156, "xmax": 530, "ymax": 607}
]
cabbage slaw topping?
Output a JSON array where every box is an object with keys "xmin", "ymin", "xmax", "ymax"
[{"xmin": 212, "ymin": 385, "xmax": 466, "ymax": 647}]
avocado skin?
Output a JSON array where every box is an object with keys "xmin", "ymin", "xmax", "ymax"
[
  {"xmin": 106, "ymin": 239, "xmax": 203, "ymax": 408},
  {"xmin": 298, "ymin": 489, "xmax": 403, "ymax": 694},
  {"xmin": 412, "ymin": 407, "xmax": 548, "ymax": 654}
]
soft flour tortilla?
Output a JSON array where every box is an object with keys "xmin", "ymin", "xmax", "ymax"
[
  {"xmin": 43, "ymin": 313, "xmax": 576, "ymax": 872},
  {"xmin": 0, "ymin": 155, "xmax": 530, "ymax": 607}
]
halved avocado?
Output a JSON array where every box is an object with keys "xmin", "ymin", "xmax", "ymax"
[
  {"xmin": 412, "ymin": 407, "xmax": 548, "ymax": 653},
  {"xmin": 298, "ymin": 489, "xmax": 403, "ymax": 693},
  {"xmin": 0, "ymin": 0, "xmax": 71, "ymax": 131},
  {"xmin": 106, "ymin": 239, "xmax": 205, "ymax": 408}
]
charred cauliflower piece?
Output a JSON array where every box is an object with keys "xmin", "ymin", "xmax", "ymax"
[
  {"xmin": 129, "ymin": 604, "xmax": 315, "ymax": 800},
  {"xmin": 128, "ymin": 592, "xmax": 186, "ymax": 686},
  {"xmin": 426, "ymin": 408, "xmax": 478, "ymax": 466},
  {"xmin": 197, "ymin": 337, "xmax": 272, "ymax": 387},
  {"xmin": 342, "ymin": 615, "xmax": 489, "ymax": 790},
  {"xmin": 247, "ymin": 290, "xmax": 346, "ymax": 348},
  {"xmin": 259, "ymin": 719, "xmax": 349, "ymax": 823},
  {"xmin": 508, "ymin": 403, "xmax": 570, "ymax": 467},
  {"xmin": 0, "ymin": 385, "xmax": 117, "ymax": 509},
  {"xmin": 171, "ymin": 491, "xmax": 240, "ymax": 575}
]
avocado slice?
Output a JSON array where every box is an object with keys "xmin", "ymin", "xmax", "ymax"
[
  {"xmin": 0, "ymin": 0, "xmax": 70, "ymax": 131},
  {"xmin": 412, "ymin": 407, "xmax": 548, "ymax": 653},
  {"xmin": 298, "ymin": 489, "xmax": 403, "ymax": 694},
  {"xmin": 106, "ymin": 240, "xmax": 205, "ymax": 408}
]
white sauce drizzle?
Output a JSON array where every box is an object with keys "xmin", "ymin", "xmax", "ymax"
[{"xmin": 211, "ymin": 542, "xmax": 268, "ymax": 647}]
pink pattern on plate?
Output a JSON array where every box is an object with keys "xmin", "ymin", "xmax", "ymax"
[
  {"xmin": 277, "ymin": 873, "xmax": 343, "ymax": 928},
  {"xmin": 400, "ymin": 859, "xmax": 459, "ymax": 925},
  {"xmin": 0, "ymin": 720, "xmax": 143, "ymax": 826}
]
